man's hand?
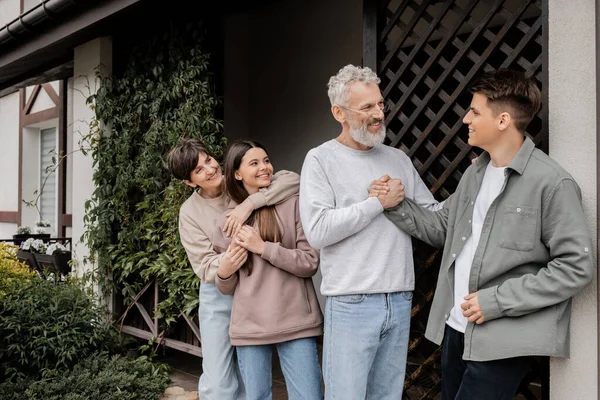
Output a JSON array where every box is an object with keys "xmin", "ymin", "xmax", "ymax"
[
  {"xmin": 224, "ymin": 199, "xmax": 254, "ymax": 237},
  {"xmin": 461, "ymin": 292, "xmax": 486, "ymax": 324},
  {"xmin": 217, "ymin": 243, "xmax": 248, "ymax": 279},
  {"xmin": 235, "ymin": 225, "xmax": 266, "ymax": 255},
  {"xmin": 378, "ymin": 178, "xmax": 405, "ymax": 208},
  {"xmin": 368, "ymin": 174, "xmax": 391, "ymax": 197}
]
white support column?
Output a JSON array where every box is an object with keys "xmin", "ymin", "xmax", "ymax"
[
  {"xmin": 71, "ymin": 37, "xmax": 112, "ymax": 277},
  {"xmin": 548, "ymin": 0, "xmax": 597, "ymax": 398}
]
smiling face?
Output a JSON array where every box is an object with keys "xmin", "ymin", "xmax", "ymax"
[
  {"xmin": 183, "ymin": 152, "xmax": 223, "ymax": 197},
  {"xmin": 234, "ymin": 147, "xmax": 273, "ymax": 195},
  {"xmin": 345, "ymin": 81, "xmax": 386, "ymax": 147},
  {"xmin": 463, "ymin": 92, "xmax": 505, "ymax": 151}
]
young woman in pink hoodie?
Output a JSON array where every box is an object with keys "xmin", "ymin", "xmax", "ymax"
[{"xmin": 213, "ymin": 140, "xmax": 323, "ymax": 400}]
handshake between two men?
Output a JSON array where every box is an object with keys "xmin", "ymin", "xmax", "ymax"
[
  {"xmin": 368, "ymin": 174, "xmax": 405, "ymax": 209},
  {"xmin": 366, "ymin": 175, "xmax": 486, "ymax": 325}
]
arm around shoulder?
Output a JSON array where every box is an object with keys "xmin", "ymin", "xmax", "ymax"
[{"xmin": 249, "ymin": 170, "xmax": 300, "ymax": 209}]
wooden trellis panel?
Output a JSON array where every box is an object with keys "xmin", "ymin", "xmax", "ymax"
[
  {"xmin": 115, "ymin": 280, "xmax": 203, "ymax": 357},
  {"xmin": 370, "ymin": 0, "xmax": 548, "ymax": 399}
]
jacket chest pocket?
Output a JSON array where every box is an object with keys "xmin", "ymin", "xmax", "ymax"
[{"xmin": 499, "ymin": 205, "xmax": 539, "ymax": 251}]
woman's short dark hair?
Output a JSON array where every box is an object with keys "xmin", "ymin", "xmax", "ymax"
[
  {"xmin": 468, "ymin": 69, "xmax": 541, "ymax": 133},
  {"xmin": 167, "ymin": 138, "xmax": 211, "ymax": 181}
]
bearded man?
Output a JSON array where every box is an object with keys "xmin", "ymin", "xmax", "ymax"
[{"xmin": 299, "ymin": 64, "xmax": 441, "ymax": 399}]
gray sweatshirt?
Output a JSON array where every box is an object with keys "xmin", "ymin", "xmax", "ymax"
[{"xmin": 299, "ymin": 139, "xmax": 439, "ymax": 296}]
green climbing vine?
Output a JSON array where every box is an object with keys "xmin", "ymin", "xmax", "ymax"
[{"xmin": 83, "ymin": 22, "xmax": 226, "ymax": 324}]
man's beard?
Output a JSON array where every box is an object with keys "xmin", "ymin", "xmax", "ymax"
[{"xmin": 349, "ymin": 116, "xmax": 386, "ymax": 148}]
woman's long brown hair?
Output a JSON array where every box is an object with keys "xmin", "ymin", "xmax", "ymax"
[{"xmin": 224, "ymin": 140, "xmax": 282, "ymax": 275}]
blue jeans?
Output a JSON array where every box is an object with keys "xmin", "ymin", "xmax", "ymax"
[
  {"xmin": 236, "ymin": 337, "xmax": 323, "ymax": 400},
  {"xmin": 441, "ymin": 325, "xmax": 532, "ymax": 400},
  {"xmin": 323, "ymin": 292, "xmax": 412, "ymax": 400},
  {"xmin": 198, "ymin": 283, "xmax": 245, "ymax": 400}
]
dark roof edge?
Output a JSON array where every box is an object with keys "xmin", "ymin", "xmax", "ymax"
[{"xmin": 0, "ymin": 0, "xmax": 93, "ymax": 49}]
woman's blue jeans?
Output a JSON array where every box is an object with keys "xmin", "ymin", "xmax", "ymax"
[{"xmin": 236, "ymin": 337, "xmax": 323, "ymax": 400}]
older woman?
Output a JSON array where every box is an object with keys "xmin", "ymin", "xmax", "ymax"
[{"xmin": 167, "ymin": 138, "xmax": 299, "ymax": 400}]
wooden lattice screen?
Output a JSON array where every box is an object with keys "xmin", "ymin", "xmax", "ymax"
[{"xmin": 366, "ymin": 0, "xmax": 548, "ymax": 398}]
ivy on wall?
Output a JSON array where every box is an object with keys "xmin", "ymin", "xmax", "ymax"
[{"xmin": 83, "ymin": 22, "xmax": 226, "ymax": 323}]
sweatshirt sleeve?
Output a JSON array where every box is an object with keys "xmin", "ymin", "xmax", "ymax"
[
  {"xmin": 260, "ymin": 198, "xmax": 320, "ymax": 278},
  {"xmin": 215, "ymin": 272, "xmax": 239, "ymax": 295},
  {"xmin": 248, "ymin": 170, "xmax": 300, "ymax": 209},
  {"xmin": 299, "ymin": 150, "xmax": 384, "ymax": 249},
  {"xmin": 178, "ymin": 208, "xmax": 223, "ymax": 283}
]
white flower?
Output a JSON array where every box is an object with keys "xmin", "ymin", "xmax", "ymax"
[
  {"xmin": 20, "ymin": 238, "xmax": 35, "ymax": 251},
  {"xmin": 35, "ymin": 220, "xmax": 51, "ymax": 227},
  {"xmin": 31, "ymin": 239, "xmax": 46, "ymax": 254},
  {"xmin": 46, "ymin": 243, "xmax": 66, "ymax": 255},
  {"xmin": 34, "ymin": 227, "xmax": 47, "ymax": 234}
]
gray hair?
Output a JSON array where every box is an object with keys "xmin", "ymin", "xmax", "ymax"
[{"xmin": 327, "ymin": 65, "xmax": 381, "ymax": 107}]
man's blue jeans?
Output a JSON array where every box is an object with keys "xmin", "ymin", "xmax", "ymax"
[
  {"xmin": 442, "ymin": 325, "xmax": 532, "ymax": 400},
  {"xmin": 323, "ymin": 291, "xmax": 412, "ymax": 400},
  {"xmin": 236, "ymin": 337, "xmax": 323, "ymax": 400}
]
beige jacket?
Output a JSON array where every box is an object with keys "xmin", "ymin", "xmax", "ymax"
[{"xmin": 214, "ymin": 196, "xmax": 323, "ymax": 346}]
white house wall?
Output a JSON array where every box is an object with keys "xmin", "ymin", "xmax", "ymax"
[
  {"xmin": 0, "ymin": 92, "xmax": 20, "ymax": 238},
  {"xmin": 0, "ymin": 0, "xmax": 20, "ymax": 28},
  {"xmin": 71, "ymin": 37, "xmax": 112, "ymax": 275},
  {"xmin": 548, "ymin": 0, "xmax": 598, "ymax": 398},
  {"xmin": 29, "ymin": 83, "xmax": 58, "ymax": 114},
  {"xmin": 66, "ymin": 77, "xmax": 73, "ymax": 216}
]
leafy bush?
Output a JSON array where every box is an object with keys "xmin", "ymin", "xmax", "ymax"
[
  {"xmin": 0, "ymin": 352, "xmax": 170, "ymax": 400},
  {"xmin": 0, "ymin": 242, "xmax": 35, "ymax": 295},
  {"xmin": 0, "ymin": 277, "xmax": 120, "ymax": 381},
  {"xmin": 83, "ymin": 21, "xmax": 225, "ymax": 321}
]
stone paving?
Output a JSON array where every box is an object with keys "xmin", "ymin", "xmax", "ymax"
[
  {"xmin": 160, "ymin": 350, "xmax": 289, "ymax": 400},
  {"xmin": 160, "ymin": 385, "xmax": 198, "ymax": 400}
]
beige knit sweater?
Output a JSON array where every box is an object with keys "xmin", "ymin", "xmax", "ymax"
[{"xmin": 178, "ymin": 171, "xmax": 299, "ymax": 283}]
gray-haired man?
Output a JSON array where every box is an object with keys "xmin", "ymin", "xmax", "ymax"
[{"xmin": 299, "ymin": 64, "xmax": 440, "ymax": 399}]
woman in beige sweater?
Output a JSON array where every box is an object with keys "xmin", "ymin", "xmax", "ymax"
[
  {"xmin": 214, "ymin": 140, "xmax": 323, "ymax": 400},
  {"xmin": 167, "ymin": 138, "xmax": 300, "ymax": 400}
]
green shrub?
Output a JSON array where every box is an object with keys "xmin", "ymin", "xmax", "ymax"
[
  {"xmin": 0, "ymin": 352, "xmax": 170, "ymax": 400},
  {"xmin": 0, "ymin": 242, "xmax": 35, "ymax": 295},
  {"xmin": 0, "ymin": 277, "xmax": 120, "ymax": 381}
]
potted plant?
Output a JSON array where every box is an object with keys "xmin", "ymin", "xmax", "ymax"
[
  {"xmin": 34, "ymin": 242, "xmax": 72, "ymax": 276},
  {"xmin": 12, "ymin": 221, "xmax": 52, "ymax": 247},
  {"xmin": 16, "ymin": 237, "xmax": 40, "ymax": 270},
  {"xmin": 17, "ymin": 239, "xmax": 71, "ymax": 276}
]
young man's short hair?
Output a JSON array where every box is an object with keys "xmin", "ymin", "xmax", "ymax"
[
  {"xmin": 468, "ymin": 69, "xmax": 541, "ymax": 133},
  {"xmin": 167, "ymin": 138, "xmax": 210, "ymax": 181}
]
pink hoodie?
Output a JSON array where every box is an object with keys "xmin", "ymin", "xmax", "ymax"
[{"xmin": 213, "ymin": 195, "xmax": 323, "ymax": 346}]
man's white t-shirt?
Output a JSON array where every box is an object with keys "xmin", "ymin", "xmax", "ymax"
[{"xmin": 447, "ymin": 161, "xmax": 506, "ymax": 333}]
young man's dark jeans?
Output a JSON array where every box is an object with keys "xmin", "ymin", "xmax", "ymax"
[{"xmin": 442, "ymin": 326, "xmax": 532, "ymax": 400}]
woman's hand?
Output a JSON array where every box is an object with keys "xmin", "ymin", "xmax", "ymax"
[
  {"xmin": 235, "ymin": 225, "xmax": 266, "ymax": 255},
  {"xmin": 223, "ymin": 199, "xmax": 254, "ymax": 238},
  {"xmin": 217, "ymin": 243, "xmax": 248, "ymax": 279}
]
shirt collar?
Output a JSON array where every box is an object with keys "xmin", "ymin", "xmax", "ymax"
[{"xmin": 473, "ymin": 136, "xmax": 535, "ymax": 176}]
